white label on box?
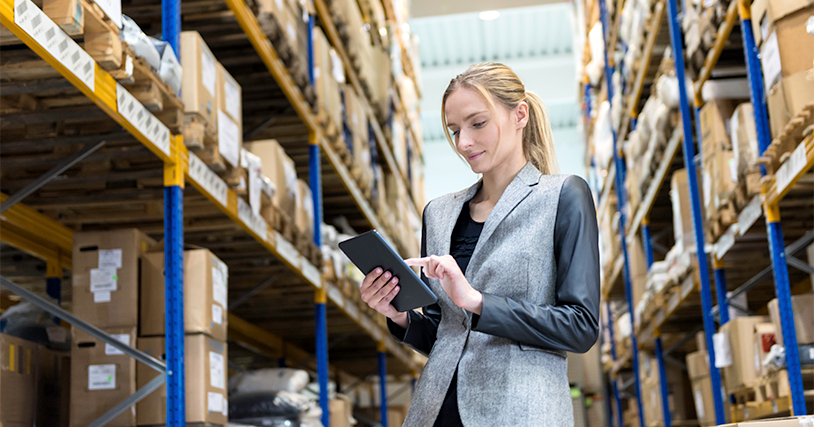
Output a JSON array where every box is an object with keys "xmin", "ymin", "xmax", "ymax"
[
  {"xmin": 224, "ymin": 76, "xmax": 241, "ymax": 121},
  {"xmin": 201, "ymin": 42, "xmax": 216, "ymax": 97},
  {"xmin": 90, "ymin": 267, "xmax": 118, "ymax": 292},
  {"xmin": 207, "ymin": 391, "xmax": 223, "ymax": 413},
  {"xmin": 237, "ymin": 196, "xmax": 268, "ymax": 241},
  {"xmin": 713, "ymin": 332, "xmax": 733, "ymax": 368},
  {"xmin": 99, "ymin": 249, "xmax": 122, "ymax": 268},
  {"xmin": 105, "ymin": 334, "xmax": 131, "ymax": 356},
  {"xmin": 212, "ymin": 267, "xmax": 227, "ymax": 308},
  {"xmin": 92, "ymin": 0, "xmax": 122, "ymax": 29},
  {"xmin": 217, "ymin": 110, "xmax": 240, "ymax": 168},
  {"xmin": 775, "ymin": 141, "xmax": 807, "ymax": 194},
  {"xmin": 15, "ymin": 0, "xmax": 95, "ymax": 91},
  {"xmin": 275, "ymin": 232, "xmax": 300, "ymax": 267},
  {"xmin": 212, "ymin": 304, "xmax": 223, "ymax": 325},
  {"xmin": 188, "ymin": 152, "xmax": 229, "ymax": 207},
  {"xmin": 755, "ymin": 342, "xmax": 761, "ymax": 373},
  {"xmin": 693, "ymin": 389, "xmax": 705, "ymax": 419},
  {"xmin": 223, "ymin": 398, "xmax": 228, "ymax": 416},
  {"xmin": 760, "ymin": 31, "xmax": 781, "ymax": 92},
  {"xmin": 94, "ymin": 291, "xmax": 111, "ymax": 303},
  {"xmin": 302, "ymin": 261, "xmax": 321, "ymax": 288},
  {"xmin": 116, "ymin": 84, "xmax": 171, "ymax": 156},
  {"xmin": 286, "ymin": 22, "xmax": 296, "ymax": 44},
  {"xmin": 248, "ymin": 165, "xmax": 262, "ymax": 216},
  {"xmin": 209, "ymin": 351, "xmax": 225, "ymax": 389},
  {"xmin": 702, "ymin": 171, "xmax": 712, "ymax": 206},
  {"xmin": 760, "ymin": 16, "xmax": 770, "ymax": 42},
  {"xmin": 88, "ymin": 364, "xmax": 116, "ymax": 390},
  {"xmin": 275, "ymin": 0, "xmax": 282, "ymax": 10},
  {"xmin": 46, "ymin": 326, "xmax": 67, "ymax": 343}
]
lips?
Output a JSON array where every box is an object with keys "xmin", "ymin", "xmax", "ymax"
[{"xmin": 468, "ymin": 151, "xmax": 485, "ymax": 161}]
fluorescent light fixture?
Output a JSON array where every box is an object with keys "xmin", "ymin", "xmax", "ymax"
[{"xmin": 479, "ymin": 10, "xmax": 500, "ymax": 21}]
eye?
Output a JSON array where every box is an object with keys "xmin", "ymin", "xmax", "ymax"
[
  {"xmin": 451, "ymin": 130, "xmax": 460, "ymax": 137},
  {"xmin": 473, "ymin": 121, "xmax": 486, "ymax": 128}
]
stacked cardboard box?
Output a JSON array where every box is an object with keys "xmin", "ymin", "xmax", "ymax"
[
  {"xmin": 1, "ymin": 333, "xmax": 38, "ymax": 426},
  {"xmin": 750, "ymin": 0, "xmax": 814, "ymax": 138},
  {"xmin": 37, "ymin": 344, "xmax": 71, "ymax": 427},
  {"xmin": 313, "ymin": 26, "xmax": 343, "ymax": 134},
  {"xmin": 686, "ymin": 350, "xmax": 720, "ymax": 426},
  {"xmin": 137, "ymin": 248, "xmax": 229, "ymax": 424},
  {"xmin": 216, "ymin": 61, "xmax": 243, "ymax": 170},
  {"xmin": 296, "ymin": 179, "xmax": 315, "ymax": 240},
  {"xmin": 730, "ymin": 103, "xmax": 762, "ymax": 199},
  {"xmin": 699, "ymin": 100, "xmax": 738, "ymax": 218},
  {"xmin": 719, "ymin": 316, "xmax": 770, "ymax": 392},
  {"xmin": 181, "ymin": 31, "xmax": 219, "ymax": 132},
  {"xmin": 245, "ymin": 139, "xmax": 300, "ymax": 223},
  {"xmin": 767, "ymin": 293, "xmax": 814, "ymax": 346}
]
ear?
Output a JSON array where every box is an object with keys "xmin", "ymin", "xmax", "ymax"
[{"xmin": 516, "ymin": 101, "xmax": 530, "ymax": 130}]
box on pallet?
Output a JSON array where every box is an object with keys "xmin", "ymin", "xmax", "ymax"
[
  {"xmin": 136, "ymin": 335, "xmax": 228, "ymax": 425},
  {"xmin": 768, "ymin": 293, "xmax": 814, "ymax": 346},
  {"xmin": 70, "ymin": 326, "xmax": 138, "ymax": 427},
  {"xmin": 1, "ymin": 333, "xmax": 37, "ymax": 427},
  {"xmin": 329, "ymin": 397, "xmax": 352, "ymax": 427},
  {"xmin": 216, "ymin": 62, "xmax": 243, "ymax": 168},
  {"xmin": 37, "ymin": 344, "xmax": 71, "ymax": 427},
  {"xmin": 731, "ymin": 103, "xmax": 762, "ymax": 196},
  {"xmin": 140, "ymin": 249, "xmax": 229, "ymax": 341},
  {"xmin": 686, "ymin": 350, "xmax": 727, "ymax": 426},
  {"xmin": 721, "ymin": 416, "xmax": 814, "ymax": 426},
  {"xmin": 750, "ymin": 0, "xmax": 814, "ymax": 45},
  {"xmin": 181, "ymin": 31, "xmax": 219, "ymax": 129},
  {"xmin": 391, "ymin": 113, "xmax": 408, "ymax": 175},
  {"xmin": 72, "ymin": 229, "xmax": 155, "ymax": 329},
  {"xmin": 719, "ymin": 316, "xmax": 770, "ymax": 392},
  {"xmin": 699, "ymin": 100, "xmax": 738, "ymax": 218},
  {"xmin": 756, "ymin": 5, "xmax": 814, "ymax": 90},
  {"xmin": 296, "ymin": 179, "xmax": 315, "ymax": 239},
  {"xmin": 312, "ymin": 26, "xmax": 343, "ymax": 132},
  {"xmin": 752, "ymin": 323, "xmax": 777, "ymax": 377},
  {"xmin": 245, "ymin": 139, "xmax": 299, "ymax": 221},
  {"xmin": 766, "ymin": 69, "xmax": 814, "ymax": 138}
]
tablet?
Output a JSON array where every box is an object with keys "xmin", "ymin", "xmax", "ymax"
[{"xmin": 338, "ymin": 230, "xmax": 438, "ymax": 312}]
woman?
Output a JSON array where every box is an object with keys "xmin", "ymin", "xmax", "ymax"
[{"xmin": 360, "ymin": 63, "xmax": 600, "ymax": 426}]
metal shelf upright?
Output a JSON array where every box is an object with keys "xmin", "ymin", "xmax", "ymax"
[{"xmin": 597, "ymin": 0, "xmax": 646, "ymax": 425}]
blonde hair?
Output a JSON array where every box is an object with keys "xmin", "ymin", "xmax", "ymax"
[{"xmin": 441, "ymin": 62, "xmax": 559, "ymax": 175}]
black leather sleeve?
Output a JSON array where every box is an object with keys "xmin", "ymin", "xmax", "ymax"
[
  {"xmin": 471, "ymin": 176, "xmax": 601, "ymax": 354},
  {"xmin": 387, "ymin": 203, "xmax": 442, "ymax": 357}
]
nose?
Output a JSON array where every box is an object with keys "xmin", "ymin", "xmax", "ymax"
[{"xmin": 457, "ymin": 130, "xmax": 473, "ymax": 153}]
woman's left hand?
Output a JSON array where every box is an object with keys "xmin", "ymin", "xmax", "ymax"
[{"xmin": 405, "ymin": 255, "xmax": 483, "ymax": 315}]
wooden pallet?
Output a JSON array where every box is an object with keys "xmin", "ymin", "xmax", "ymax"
[
  {"xmin": 182, "ymin": 113, "xmax": 217, "ymax": 152},
  {"xmin": 707, "ymin": 198, "xmax": 737, "ymax": 242},
  {"xmin": 730, "ymin": 368, "xmax": 814, "ymax": 421},
  {"xmin": 762, "ymin": 103, "xmax": 814, "ymax": 174},
  {"xmin": 265, "ymin": 204, "xmax": 296, "ymax": 243},
  {"xmin": 295, "ymin": 230, "xmax": 322, "ymax": 267}
]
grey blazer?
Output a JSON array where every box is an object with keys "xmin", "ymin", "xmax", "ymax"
[{"xmin": 389, "ymin": 162, "xmax": 600, "ymax": 426}]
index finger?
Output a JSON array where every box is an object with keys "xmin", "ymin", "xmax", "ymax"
[{"xmin": 404, "ymin": 257, "xmax": 430, "ymax": 268}]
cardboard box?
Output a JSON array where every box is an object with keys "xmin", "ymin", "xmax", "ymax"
[
  {"xmin": 0, "ymin": 333, "xmax": 37, "ymax": 427},
  {"xmin": 758, "ymin": 7, "xmax": 814, "ymax": 91},
  {"xmin": 72, "ymin": 229, "xmax": 155, "ymax": 329},
  {"xmin": 731, "ymin": 103, "xmax": 760, "ymax": 186},
  {"xmin": 700, "ymin": 100, "xmax": 735, "ymax": 162},
  {"xmin": 140, "ymin": 249, "xmax": 229, "ymax": 341},
  {"xmin": 713, "ymin": 149, "xmax": 737, "ymax": 209},
  {"xmin": 766, "ymin": 70, "xmax": 814, "ymax": 138},
  {"xmin": 671, "ymin": 169, "xmax": 702, "ymax": 252},
  {"xmin": 687, "ymin": 350, "xmax": 711, "ymax": 381},
  {"xmin": 720, "ymin": 316, "xmax": 769, "ymax": 391},
  {"xmin": 136, "ymin": 335, "xmax": 228, "ymax": 425},
  {"xmin": 70, "ymin": 326, "xmax": 138, "ymax": 427},
  {"xmin": 752, "ymin": 323, "xmax": 776, "ymax": 377},
  {"xmin": 312, "ymin": 26, "xmax": 342, "ymax": 131},
  {"xmin": 768, "ymin": 293, "xmax": 814, "ymax": 345},
  {"xmin": 329, "ymin": 396, "xmax": 353, "ymax": 427},
  {"xmin": 750, "ymin": 0, "xmax": 814, "ymax": 45},
  {"xmin": 295, "ymin": 179, "xmax": 314, "ymax": 238},
  {"xmin": 720, "ymin": 416, "xmax": 814, "ymax": 426},
  {"xmin": 691, "ymin": 375, "xmax": 717, "ymax": 426},
  {"xmin": 36, "ymin": 344, "xmax": 71, "ymax": 427},
  {"xmin": 245, "ymin": 139, "xmax": 298, "ymax": 220},
  {"xmin": 181, "ymin": 31, "xmax": 219, "ymax": 129},
  {"xmin": 216, "ymin": 62, "xmax": 242, "ymax": 168}
]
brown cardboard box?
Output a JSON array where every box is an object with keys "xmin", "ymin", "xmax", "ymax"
[
  {"xmin": 312, "ymin": 26, "xmax": 342, "ymax": 131},
  {"xmin": 691, "ymin": 375, "xmax": 717, "ymax": 426},
  {"xmin": 72, "ymin": 229, "xmax": 155, "ymax": 329},
  {"xmin": 295, "ymin": 179, "xmax": 314, "ymax": 238},
  {"xmin": 136, "ymin": 335, "xmax": 228, "ymax": 425},
  {"xmin": 750, "ymin": 0, "xmax": 814, "ymax": 45},
  {"xmin": 671, "ymin": 169, "xmax": 704, "ymax": 252},
  {"xmin": 0, "ymin": 333, "xmax": 37, "ymax": 427},
  {"xmin": 720, "ymin": 316, "xmax": 769, "ymax": 391},
  {"xmin": 758, "ymin": 7, "xmax": 814, "ymax": 90},
  {"xmin": 215, "ymin": 62, "xmax": 242, "ymax": 168},
  {"xmin": 687, "ymin": 350, "xmax": 711, "ymax": 381},
  {"xmin": 245, "ymin": 139, "xmax": 298, "ymax": 220},
  {"xmin": 752, "ymin": 323, "xmax": 776, "ymax": 377},
  {"xmin": 140, "ymin": 249, "xmax": 229, "ymax": 341},
  {"xmin": 714, "ymin": 149, "xmax": 737, "ymax": 209},
  {"xmin": 766, "ymin": 70, "xmax": 814, "ymax": 138},
  {"xmin": 721, "ymin": 417, "xmax": 813, "ymax": 426},
  {"xmin": 329, "ymin": 397, "xmax": 351, "ymax": 427},
  {"xmin": 699, "ymin": 100, "xmax": 737, "ymax": 216},
  {"xmin": 36, "ymin": 344, "xmax": 71, "ymax": 427},
  {"xmin": 768, "ymin": 293, "xmax": 814, "ymax": 345},
  {"xmin": 181, "ymin": 31, "xmax": 219, "ymax": 129},
  {"xmin": 700, "ymin": 100, "xmax": 736, "ymax": 161},
  {"xmin": 628, "ymin": 234, "xmax": 648, "ymax": 307},
  {"xmin": 70, "ymin": 326, "xmax": 138, "ymax": 427}
]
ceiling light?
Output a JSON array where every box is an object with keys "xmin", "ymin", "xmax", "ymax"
[{"xmin": 479, "ymin": 10, "xmax": 500, "ymax": 21}]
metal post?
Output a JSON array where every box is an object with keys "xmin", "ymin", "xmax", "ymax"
[
  {"xmin": 308, "ymin": 15, "xmax": 315, "ymax": 86},
  {"xmin": 162, "ymin": 0, "xmax": 180, "ymax": 61},
  {"xmin": 713, "ymin": 258, "xmax": 730, "ymax": 325},
  {"xmin": 309, "ymin": 132, "xmax": 323, "ymax": 246},
  {"xmin": 164, "ymin": 158, "xmax": 185, "ymax": 426},
  {"xmin": 642, "ymin": 221, "xmax": 655, "ymax": 268},
  {"xmin": 606, "ymin": 302, "xmax": 624, "ymax": 427},
  {"xmin": 315, "ymin": 289, "xmax": 330, "ymax": 426},
  {"xmin": 378, "ymin": 344, "xmax": 389, "ymax": 427},
  {"xmin": 654, "ymin": 338, "xmax": 672, "ymax": 427},
  {"xmin": 598, "ymin": 0, "xmax": 646, "ymax": 423},
  {"xmin": 664, "ymin": 0, "xmax": 726, "ymax": 421}
]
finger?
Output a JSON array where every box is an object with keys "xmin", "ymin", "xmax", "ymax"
[
  {"xmin": 362, "ymin": 269, "xmax": 389, "ymax": 302},
  {"xmin": 360, "ymin": 267, "xmax": 384, "ymax": 292},
  {"xmin": 404, "ymin": 257, "xmax": 430, "ymax": 267},
  {"xmin": 376, "ymin": 284, "xmax": 400, "ymax": 310},
  {"xmin": 370, "ymin": 276, "xmax": 399, "ymax": 307}
]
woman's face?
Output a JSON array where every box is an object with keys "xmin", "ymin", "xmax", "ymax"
[{"xmin": 444, "ymin": 87, "xmax": 526, "ymax": 175}]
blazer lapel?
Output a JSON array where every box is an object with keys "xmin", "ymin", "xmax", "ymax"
[
  {"xmin": 467, "ymin": 162, "xmax": 542, "ymax": 283},
  {"xmin": 433, "ymin": 179, "xmax": 483, "ymax": 258}
]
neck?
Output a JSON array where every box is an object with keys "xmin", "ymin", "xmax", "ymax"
[{"xmin": 478, "ymin": 154, "xmax": 527, "ymax": 203}]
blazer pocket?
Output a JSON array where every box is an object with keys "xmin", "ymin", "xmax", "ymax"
[{"xmin": 518, "ymin": 343, "xmax": 567, "ymax": 359}]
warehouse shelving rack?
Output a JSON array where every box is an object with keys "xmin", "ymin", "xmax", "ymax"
[
  {"xmin": 590, "ymin": 0, "xmax": 814, "ymax": 423},
  {"xmin": 0, "ymin": 0, "xmax": 424, "ymax": 424}
]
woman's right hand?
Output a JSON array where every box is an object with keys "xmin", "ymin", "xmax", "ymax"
[{"xmin": 360, "ymin": 267, "xmax": 407, "ymax": 327}]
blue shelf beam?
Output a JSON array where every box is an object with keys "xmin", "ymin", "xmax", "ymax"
[
  {"xmin": 164, "ymin": 183, "xmax": 186, "ymax": 426},
  {"xmin": 378, "ymin": 345, "xmax": 389, "ymax": 427},
  {"xmin": 162, "ymin": 0, "xmax": 180, "ymax": 61},
  {"xmin": 315, "ymin": 289, "xmax": 331, "ymax": 426}
]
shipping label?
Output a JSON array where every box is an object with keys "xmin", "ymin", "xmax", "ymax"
[
  {"xmin": 88, "ymin": 364, "xmax": 116, "ymax": 390},
  {"xmin": 209, "ymin": 351, "xmax": 225, "ymax": 389},
  {"xmin": 104, "ymin": 334, "xmax": 131, "ymax": 356},
  {"xmin": 99, "ymin": 249, "xmax": 122, "ymax": 268},
  {"xmin": 90, "ymin": 267, "xmax": 118, "ymax": 292}
]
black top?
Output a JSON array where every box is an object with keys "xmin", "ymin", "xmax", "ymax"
[{"xmin": 387, "ymin": 175, "xmax": 601, "ymax": 422}]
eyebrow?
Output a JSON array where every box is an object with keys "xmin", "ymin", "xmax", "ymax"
[{"xmin": 447, "ymin": 110, "xmax": 488, "ymax": 128}]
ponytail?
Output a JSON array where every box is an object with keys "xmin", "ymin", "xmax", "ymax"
[{"xmin": 442, "ymin": 62, "xmax": 559, "ymax": 175}]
